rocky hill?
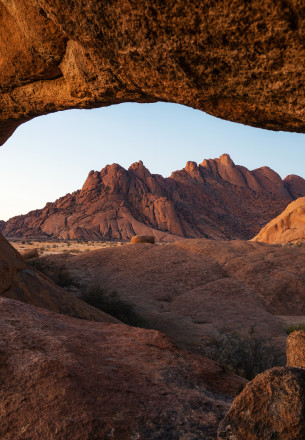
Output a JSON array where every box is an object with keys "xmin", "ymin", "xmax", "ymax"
[
  {"xmin": 253, "ymin": 197, "xmax": 305, "ymax": 244},
  {"xmin": 2, "ymin": 154, "xmax": 304, "ymax": 241}
]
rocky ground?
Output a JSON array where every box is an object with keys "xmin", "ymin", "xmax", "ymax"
[
  {"xmin": 28, "ymin": 238, "xmax": 305, "ymax": 378},
  {"xmin": 3, "ymin": 215, "xmax": 305, "ymax": 437},
  {"xmin": 0, "ymin": 231, "xmax": 248, "ymax": 440},
  {"xmin": 0, "ymin": 296, "xmax": 246, "ymax": 440}
]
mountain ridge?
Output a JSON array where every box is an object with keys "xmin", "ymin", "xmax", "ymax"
[{"xmin": 1, "ymin": 154, "xmax": 304, "ymax": 241}]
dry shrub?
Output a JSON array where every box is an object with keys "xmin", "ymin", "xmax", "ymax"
[{"xmin": 205, "ymin": 327, "xmax": 284, "ymax": 380}]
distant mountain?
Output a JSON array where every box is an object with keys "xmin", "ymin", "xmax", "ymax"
[{"xmin": 2, "ymin": 154, "xmax": 304, "ymax": 241}]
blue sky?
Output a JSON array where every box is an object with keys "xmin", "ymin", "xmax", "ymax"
[{"xmin": 0, "ymin": 102, "xmax": 305, "ymax": 220}]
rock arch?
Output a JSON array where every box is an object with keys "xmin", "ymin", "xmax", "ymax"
[{"xmin": 1, "ymin": 0, "xmax": 305, "ymax": 144}]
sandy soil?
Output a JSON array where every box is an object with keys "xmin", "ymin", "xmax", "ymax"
[{"xmin": 9, "ymin": 238, "xmax": 129, "ymax": 256}]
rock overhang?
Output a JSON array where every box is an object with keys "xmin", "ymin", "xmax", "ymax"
[{"xmin": 0, "ymin": 0, "xmax": 305, "ymax": 145}]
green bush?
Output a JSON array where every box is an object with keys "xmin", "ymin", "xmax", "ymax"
[
  {"xmin": 82, "ymin": 285, "xmax": 147, "ymax": 328},
  {"xmin": 286, "ymin": 323, "xmax": 305, "ymax": 334}
]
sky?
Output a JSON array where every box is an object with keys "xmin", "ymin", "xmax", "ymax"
[{"xmin": 0, "ymin": 102, "xmax": 305, "ymax": 221}]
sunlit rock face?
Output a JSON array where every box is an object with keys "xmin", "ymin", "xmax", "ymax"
[
  {"xmin": 1, "ymin": 0, "xmax": 305, "ymax": 144},
  {"xmin": 252, "ymin": 197, "xmax": 305, "ymax": 244},
  {"xmin": 0, "ymin": 156, "xmax": 295, "ymax": 241}
]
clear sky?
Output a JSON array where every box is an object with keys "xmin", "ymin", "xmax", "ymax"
[{"xmin": 1, "ymin": 102, "xmax": 305, "ymax": 221}]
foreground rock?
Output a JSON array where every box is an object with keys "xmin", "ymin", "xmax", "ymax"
[
  {"xmin": 286, "ymin": 330, "xmax": 305, "ymax": 368},
  {"xmin": 218, "ymin": 367, "xmax": 305, "ymax": 440},
  {"xmin": 0, "ymin": 232, "xmax": 115, "ymax": 322},
  {"xmin": 20, "ymin": 248, "xmax": 39, "ymax": 260},
  {"xmin": 2, "ymin": 155, "xmax": 299, "ymax": 241},
  {"xmin": 218, "ymin": 331, "xmax": 305, "ymax": 439},
  {"xmin": 253, "ymin": 197, "xmax": 305, "ymax": 244},
  {"xmin": 0, "ymin": 297, "xmax": 245, "ymax": 440},
  {"xmin": 1, "ymin": 1, "xmax": 305, "ymax": 144}
]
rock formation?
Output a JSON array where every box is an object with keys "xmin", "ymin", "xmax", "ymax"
[
  {"xmin": 253, "ymin": 197, "xmax": 305, "ymax": 244},
  {"xmin": 1, "ymin": 1, "xmax": 305, "ymax": 146},
  {"xmin": 0, "ymin": 232, "xmax": 116, "ymax": 322},
  {"xmin": 20, "ymin": 248, "xmax": 39, "ymax": 260},
  {"xmin": 286, "ymin": 330, "xmax": 305, "ymax": 369},
  {"xmin": 0, "ymin": 296, "xmax": 246, "ymax": 440},
  {"xmin": 218, "ymin": 330, "xmax": 305, "ymax": 440},
  {"xmin": 130, "ymin": 235, "xmax": 155, "ymax": 244},
  {"xmin": 284, "ymin": 175, "xmax": 305, "ymax": 199},
  {"xmin": 1, "ymin": 155, "xmax": 301, "ymax": 241},
  {"xmin": 218, "ymin": 367, "xmax": 305, "ymax": 440}
]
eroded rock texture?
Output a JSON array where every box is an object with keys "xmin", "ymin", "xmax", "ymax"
[
  {"xmin": 218, "ymin": 331, "xmax": 305, "ymax": 439},
  {"xmin": 1, "ymin": 0, "xmax": 305, "ymax": 144},
  {"xmin": 287, "ymin": 330, "xmax": 305, "ymax": 368},
  {"xmin": 218, "ymin": 367, "xmax": 305, "ymax": 440}
]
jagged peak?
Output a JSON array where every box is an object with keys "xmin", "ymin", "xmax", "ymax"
[
  {"xmin": 218, "ymin": 153, "xmax": 234, "ymax": 165},
  {"xmin": 184, "ymin": 161, "xmax": 198, "ymax": 171},
  {"xmin": 128, "ymin": 160, "xmax": 151, "ymax": 179},
  {"xmin": 200, "ymin": 153, "xmax": 235, "ymax": 169},
  {"xmin": 103, "ymin": 163, "xmax": 126, "ymax": 173}
]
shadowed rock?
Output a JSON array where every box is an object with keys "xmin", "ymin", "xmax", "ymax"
[
  {"xmin": 0, "ymin": 297, "xmax": 246, "ymax": 440},
  {"xmin": 42, "ymin": 237, "xmax": 305, "ymax": 359},
  {"xmin": 0, "ymin": 232, "xmax": 116, "ymax": 322}
]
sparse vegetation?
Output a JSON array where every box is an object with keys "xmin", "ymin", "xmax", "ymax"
[
  {"xmin": 28, "ymin": 259, "xmax": 76, "ymax": 288},
  {"xmin": 10, "ymin": 239, "xmax": 127, "ymax": 257},
  {"xmin": 286, "ymin": 323, "xmax": 305, "ymax": 334},
  {"xmin": 82, "ymin": 285, "xmax": 148, "ymax": 328},
  {"xmin": 206, "ymin": 327, "xmax": 284, "ymax": 380}
]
